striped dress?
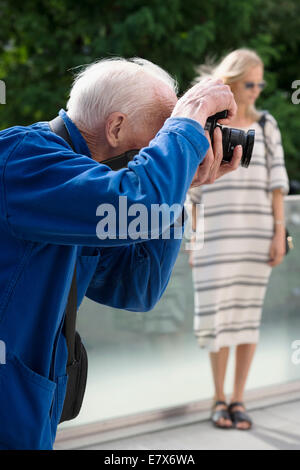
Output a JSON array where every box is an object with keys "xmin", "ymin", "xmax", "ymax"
[{"xmin": 186, "ymin": 113, "xmax": 289, "ymax": 352}]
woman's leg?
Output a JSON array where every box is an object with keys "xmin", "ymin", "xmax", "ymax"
[
  {"xmin": 209, "ymin": 346, "xmax": 232, "ymax": 427},
  {"xmin": 230, "ymin": 343, "xmax": 257, "ymax": 429}
]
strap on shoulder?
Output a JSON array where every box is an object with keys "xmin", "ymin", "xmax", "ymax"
[
  {"xmin": 49, "ymin": 115, "xmax": 75, "ymax": 152},
  {"xmin": 257, "ymin": 110, "xmax": 268, "ymax": 131},
  {"xmin": 49, "ymin": 115, "xmax": 77, "ymax": 366},
  {"xmin": 257, "ymin": 110, "xmax": 272, "ymax": 172},
  {"xmin": 64, "ymin": 264, "xmax": 78, "ymax": 366}
]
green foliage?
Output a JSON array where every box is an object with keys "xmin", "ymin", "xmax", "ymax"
[{"xmin": 0, "ymin": 0, "xmax": 299, "ymax": 181}]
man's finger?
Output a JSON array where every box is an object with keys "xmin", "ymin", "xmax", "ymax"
[
  {"xmin": 229, "ymin": 144, "xmax": 243, "ymax": 169},
  {"xmin": 201, "ymin": 132, "xmax": 214, "ymax": 167},
  {"xmin": 222, "ymin": 144, "xmax": 242, "ymax": 170},
  {"xmin": 190, "ymin": 166, "xmax": 204, "ymax": 187},
  {"xmin": 210, "ymin": 127, "xmax": 223, "ymax": 180},
  {"xmin": 190, "ymin": 156, "xmax": 211, "ymax": 187},
  {"xmin": 215, "ymin": 144, "xmax": 242, "ymax": 180}
]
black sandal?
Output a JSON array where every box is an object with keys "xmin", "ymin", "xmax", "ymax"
[
  {"xmin": 228, "ymin": 402, "xmax": 252, "ymax": 430},
  {"xmin": 211, "ymin": 400, "xmax": 233, "ymax": 429}
]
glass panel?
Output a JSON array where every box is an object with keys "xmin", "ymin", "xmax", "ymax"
[{"xmin": 60, "ymin": 197, "xmax": 300, "ymax": 428}]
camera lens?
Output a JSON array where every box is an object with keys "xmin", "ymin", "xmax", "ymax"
[
  {"xmin": 242, "ymin": 130, "xmax": 255, "ymax": 168},
  {"xmin": 221, "ymin": 127, "xmax": 255, "ymax": 168}
]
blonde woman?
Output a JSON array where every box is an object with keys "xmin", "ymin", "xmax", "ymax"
[{"xmin": 187, "ymin": 49, "xmax": 289, "ymax": 430}]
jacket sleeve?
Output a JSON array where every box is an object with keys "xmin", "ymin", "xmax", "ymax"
[
  {"xmin": 85, "ymin": 223, "xmax": 184, "ymax": 312},
  {"xmin": 3, "ymin": 118, "xmax": 209, "ymax": 246}
]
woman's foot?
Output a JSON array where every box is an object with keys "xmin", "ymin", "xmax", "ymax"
[
  {"xmin": 211, "ymin": 400, "xmax": 233, "ymax": 429},
  {"xmin": 228, "ymin": 402, "xmax": 252, "ymax": 430}
]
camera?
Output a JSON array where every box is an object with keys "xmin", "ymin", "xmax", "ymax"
[{"xmin": 204, "ymin": 110, "xmax": 255, "ymax": 168}]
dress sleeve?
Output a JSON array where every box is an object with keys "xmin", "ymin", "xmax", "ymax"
[{"xmin": 264, "ymin": 114, "xmax": 289, "ymax": 195}]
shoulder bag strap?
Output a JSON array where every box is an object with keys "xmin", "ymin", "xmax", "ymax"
[
  {"xmin": 49, "ymin": 115, "xmax": 75, "ymax": 151},
  {"xmin": 48, "ymin": 114, "xmax": 77, "ymax": 366}
]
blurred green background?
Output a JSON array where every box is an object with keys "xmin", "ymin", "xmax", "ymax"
[{"xmin": 0, "ymin": 0, "xmax": 299, "ymax": 182}]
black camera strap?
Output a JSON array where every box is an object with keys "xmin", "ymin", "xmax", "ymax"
[
  {"xmin": 64, "ymin": 264, "xmax": 78, "ymax": 367},
  {"xmin": 49, "ymin": 115, "xmax": 74, "ymax": 151},
  {"xmin": 257, "ymin": 111, "xmax": 270, "ymax": 171},
  {"xmin": 49, "ymin": 115, "xmax": 78, "ymax": 366},
  {"xmin": 101, "ymin": 149, "xmax": 139, "ymax": 170},
  {"xmin": 48, "ymin": 116, "xmax": 89, "ymax": 423},
  {"xmin": 49, "ymin": 114, "xmax": 137, "ymax": 170}
]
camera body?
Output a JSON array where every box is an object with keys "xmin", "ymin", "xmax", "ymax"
[{"xmin": 204, "ymin": 110, "xmax": 255, "ymax": 168}]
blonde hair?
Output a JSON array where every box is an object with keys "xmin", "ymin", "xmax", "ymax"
[{"xmin": 195, "ymin": 48, "xmax": 264, "ymax": 121}]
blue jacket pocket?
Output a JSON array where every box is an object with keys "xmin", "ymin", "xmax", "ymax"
[
  {"xmin": 52, "ymin": 374, "xmax": 68, "ymax": 426},
  {"xmin": 0, "ymin": 353, "xmax": 56, "ymax": 450}
]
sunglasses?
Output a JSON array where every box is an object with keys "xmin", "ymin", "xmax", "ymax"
[{"xmin": 244, "ymin": 81, "xmax": 266, "ymax": 90}]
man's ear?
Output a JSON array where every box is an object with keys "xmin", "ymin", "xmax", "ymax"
[{"xmin": 105, "ymin": 112, "xmax": 127, "ymax": 148}]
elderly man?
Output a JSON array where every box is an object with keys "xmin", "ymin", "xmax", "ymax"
[{"xmin": 0, "ymin": 58, "xmax": 241, "ymax": 450}]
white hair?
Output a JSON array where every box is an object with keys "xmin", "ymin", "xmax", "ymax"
[{"xmin": 66, "ymin": 57, "xmax": 178, "ymax": 131}]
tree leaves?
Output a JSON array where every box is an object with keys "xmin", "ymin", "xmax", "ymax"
[{"xmin": 0, "ymin": 0, "xmax": 299, "ymax": 180}]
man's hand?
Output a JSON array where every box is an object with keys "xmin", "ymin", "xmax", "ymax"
[
  {"xmin": 171, "ymin": 77, "xmax": 237, "ymax": 128},
  {"xmin": 190, "ymin": 126, "xmax": 242, "ymax": 187},
  {"xmin": 171, "ymin": 77, "xmax": 242, "ymax": 186}
]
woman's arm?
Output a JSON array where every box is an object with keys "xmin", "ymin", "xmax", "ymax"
[{"xmin": 268, "ymin": 188, "xmax": 286, "ymax": 267}]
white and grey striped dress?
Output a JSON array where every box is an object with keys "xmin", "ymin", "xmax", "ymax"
[{"xmin": 186, "ymin": 113, "xmax": 289, "ymax": 352}]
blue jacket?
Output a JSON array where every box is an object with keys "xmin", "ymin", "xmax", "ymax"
[{"xmin": 0, "ymin": 109, "xmax": 209, "ymax": 449}]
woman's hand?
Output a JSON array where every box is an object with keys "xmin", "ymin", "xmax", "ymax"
[{"xmin": 268, "ymin": 230, "xmax": 286, "ymax": 267}]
